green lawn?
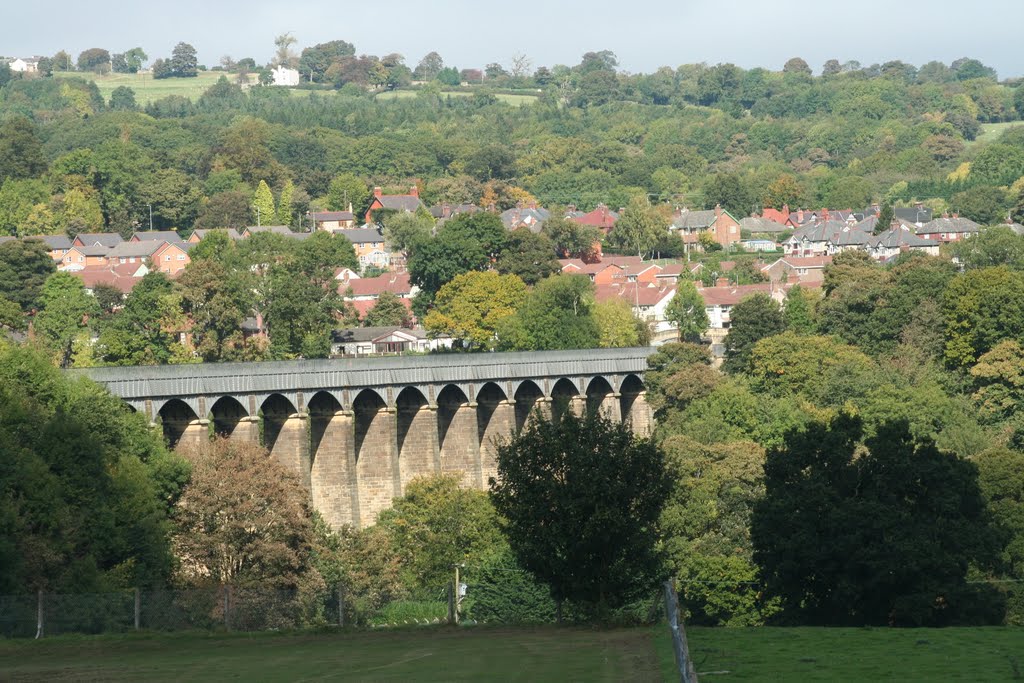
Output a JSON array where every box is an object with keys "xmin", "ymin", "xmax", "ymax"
[
  {"xmin": 53, "ymin": 70, "xmax": 231, "ymax": 105},
  {"xmin": 677, "ymin": 626, "xmax": 1024, "ymax": 681},
  {"xmin": 0, "ymin": 626, "xmax": 662, "ymax": 682},
  {"xmin": 375, "ymin": 90, "xmax": 539, "ymax": 106},
  {"xmin": 970, "ymin": 121, "xmax": 1023, "ymax": 147},
  {"xmin": 3, "ymin": 624, "xmax": 1021, "ymax": 681}
]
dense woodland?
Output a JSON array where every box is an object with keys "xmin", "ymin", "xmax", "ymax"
[{"xmin": 2, "ymin": 48, "xmax": 1024, "ymax": 629}]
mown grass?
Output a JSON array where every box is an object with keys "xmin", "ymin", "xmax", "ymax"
[
  {"xmin": 970, "ymin": 121, "xmax": 1023, "ymax": 147},
  {"xmin": 675, "ymin": 626, "xmax": 1024, "ymax": 681},
  {"xmin": 0, "ymin": 626, "xmax": 661, "ymax": 682},
  {"xmin": 375, "ymin": 90, "xmax": 538, "ymax": 106},
  {"xmin": 2, "ymin": 624, "xmax": 1022, "ymax": 681},
  {"xmin": 53, "ymin": 70, "xmax": 229, "ymax": 105}
]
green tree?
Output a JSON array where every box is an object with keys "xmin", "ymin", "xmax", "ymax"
[
  {"xmin": 951, "ymin": 186, "xmax": 1012, "ymax": 226},
  {"xmin": 76, "ymin": 48, "xmax": 110, "ymax": 72},
  {"xmin": 327, "ymin": 173, "xmax": 370, "ymax": 214},
  {"xmin": 490, "ymin": 412, "xmax": 671, "ymax": 613},
  {"xmin": 875, "ymin": 203, "xmax": 894, "ymax": 234},
  {"xmin": 665, "ymin": 279, "xmax": 709, "ymax": 342},
  {"xmin": 593, "ymin": 299, "xmax": 643, "ymax": 348},
  {"xmin": 973, "ymin": 447, "xmax": 1024, "ymax": 623},
  {"xmin": 608, "ymin": 196, "xmax": 666, "ymax": 258},
  {"xmin": 382, "ymin": 211, "xmax": 432, "ymax": 254},
  {"xmin": 0, "ymin": 117, "xmax": 46, "ymax": 182},
  {"xmin": 299, "ymin": 40, "xmax": 357, "ymax": 83},
  {"xmin": 277, "ymin": 180, "xmax": 296, "ymax": 229},
  {"xmin": 722, "ymin": 293, "xmax": 785, "ymax": 374},
  {"xmin": 950, "ymin": 226, "xmax": 1024, "ymax": 270},
  {"xmin": 494, "ymin": 229, "xmax": 560, "ymax": 285},
  {"xmin": 96, "ymin": 272, "xmax": 177, "ymax": 365},
  {"xmin": 783, "ymin": 284, "xmax": 816, "ymax": 334},
  {"xmin": 34, "ymin": 272, "xmax": 99, "ymax": 367},
  {"xmin": 542, "ymin": 214, "xmax": 601, "ymax": 260},
  {"xmin": 169, "ymin": 42, "xmax": 198, "ymax": 78},
  {"xmin": 176, "ymin": 258, "xmax": 255, "ymax": 362},
  {"xmin": 0, "ymin": 238, "xmax": 56, "ymax": 312},
  {"xmin": 375, "ymin": 475, "xmax": 506, "ymax": 594},
  {"xmin": 944, "ymin": 266, "xmax": 1024, "ymax": 368},
  {"xmin": 252, "ymin": 179, "xmax": 277, "ymax": 226},
  {"xmin": 424, "ymin": 271, "xmax": 527, "ymax": 349},
  {"xmin": 970, "ymin": 340, "xmax": 1024, "ymax": 425},
  {"xmin": 497, "ymin": 274, "xmax": 600, "ymax": 351},
  {"xmin": 362, "ymin": 291, "xmax": 412, "ymax": 327},
  {"xmin": 108, "ymin": 86, "xmax": 138, "ymax": 111},
  {"xmin": 0, "ymin": 296, "xmax": 24, "ymax": 331},
  {"xmin": 752, "ymin": 414, "xmax": 1004, "ymax": 626},
  {"xmin": 746, "ymin": 332, "xmax": 876, "ymax": 398},
  {"xmin": 193, "ymin": 191, "xmax": 252, "ymax": 231},
  {"xmin": 0, "ymin": 344, "xmax": 187, "ymax": 593}
]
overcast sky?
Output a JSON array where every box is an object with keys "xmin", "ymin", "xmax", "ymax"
[{"xmin": 4, "ymin": 0, "xmax": 1023, "ymax": 78}]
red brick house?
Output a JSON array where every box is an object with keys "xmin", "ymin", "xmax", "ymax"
[{"xmin": 365, "ymin": 186, "xmax": 425, "ymax": 224}]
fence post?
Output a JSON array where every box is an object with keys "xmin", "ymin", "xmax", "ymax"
[
  {"xmin": 223, "ymin": 584, "xmax": 231, "ymax": 632},
  {"xmin": 446, "ymin": 583, "xmax": 455, "ymax": 625},
  {"xmin": 663, "ymin": 579, "xmax": 698, "ymax": 683},
  {"xmin": 337, "ymin": 585, "xmax": 345, "ymax": 627},
  {"xmin": 35, "ymin": 590, "xmax": 43, "ymax": 639},
  {"xmin": 134, "ymin": 588, "xmax": 141, "ymax": 631}
]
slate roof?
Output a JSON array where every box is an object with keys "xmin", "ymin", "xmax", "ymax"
[
  {"xmin": 377, "ymin": 195, "xmax": 424, "ymax": 213},
  {"xmin": 132, "ymin": 230, "xmax": 184, "ymax": 243},
  {"xmin": 74, "ymin": 244, "xmax": 114, "ymax": 257},
  {"xmin": 336, "ymin": 227, "xmax": 386, "ymax": 245},
  {"xmin": 190, "ymin": 228, "xmax": 241, "ymax": 241},
  {"xmin": 672, "ymin": 210, "xmax": 717, "ymax": 230},
  {"xmin": 501, "ymin": 207, "xmax": 551, "ymax": 233},
  {"xmin": 74, "ymin": 233, "xmax": 123, "ymax": 248},
  {"xmin": 332, "ymin": 326, "xmax": 430, "ymax": 343},
  {"xmin": 24, "ymin": 235, "xmax": 72, "ymax": 250},
  {"xmin": 917, "ymin": 217, "xmax": 981, "ymax": 234},
  {"xmin": 110, "ymin": 241, "xmax": 164, "ymax": 258},
  {"xmin": 740, "ymin": 217, "xmax": 788, "ymax": 234},
  {"xmin": 0, "ymin": 236, "xmax": 17, "ymax": 245},
  {"xmin": 869, "ymin": 227, "xmax": 939, "ymax": 249},
  {"xmin": 310, "ymin": 211, "xmax": 355, "ymax": 222},
  {"xmin": 831, "ymin": 227, "xmax": 872, "ymax": 247}
]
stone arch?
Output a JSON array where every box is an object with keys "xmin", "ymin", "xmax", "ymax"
[
  {"xmin": 306, "ymin": 391, "xmax": 358, "ymax": 529},
  {"xmin": 514, "ymin": 380, "xmax": 546, "ymax": 432},
  {"xmin": 619, "ymin": 374, "xmax": 651, "ymax": 436},
  {"xmin": 436, "ymin": 384, "xmax": 478, "ymax": 487},
  {"xmin": 209, "ymin": 396, "xmax": 251, "ymax": 440},
  {"xmin": 396, "ymin": 386, "xmax": 437, "ymax": 489},
  {"xmin": 550, "ymin": 378, "xmax": 580, "ymax": 422},
  {"xmin": 260, "ymin": 393, "xmax": 297, "ymax": 451},
  {"xmin": 157, "ymin": 399, "xmax": 200, "ymax": 450},
  {"xmin": 586, "ymin": 376, "xmax": 619, "ymax": 421},
  {"xmin": 352, "ymin": 388, "xmax": 397, "ymax": 526},
  {"xmin": 477, "ymin": 383, "xmax": 512, "ymax": 485}
]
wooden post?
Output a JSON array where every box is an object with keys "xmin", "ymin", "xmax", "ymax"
[
  {"xmin": 337, "ymin": 585, "xmax": 345, "ymax": 627},
  {"xmin": 663, "ymin": 579, "xmax": 698, "ymax": 683},
  {"xmin": 223, "ymin": 584, "xmax": 231, "ymax": 632},
  {"xmin": 446, "ymin": 583, "xmax": 455, "ymax": 625},
  {"xmin": 454, "ymin": 564, "xmax": 461, "ymax": 625},
  {"xmin": 134, "ymin": 588, "xmax": 141, "ymax": 631},
  {"xmin": 35, "ymin": 590, "xmax": 43, "ymax": 639}
]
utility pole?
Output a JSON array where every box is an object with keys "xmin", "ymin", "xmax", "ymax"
[
  {"xmin": 148, "ymin": 204, "xmax": 153, "ymax": 231},
  {"xmin": 453, "ymin": 564, "xmax": 461, "ymax": 625}
]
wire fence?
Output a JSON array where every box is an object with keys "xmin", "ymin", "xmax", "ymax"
[{"xmin": 0, "ymin": 580, "xmax": 668, "ymax": 639}]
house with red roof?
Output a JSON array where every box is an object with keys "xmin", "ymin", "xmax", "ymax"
[
  {"xmin": 365, "ymin": 186, "xmax": 425, "ymax": 224},
  {"xmin": 568, "ymin": 204, "xmax": 619, "ymax": 235},
  {"xmin": 337, "ymin": 272, "xmax": 418, "ymax": 321}
]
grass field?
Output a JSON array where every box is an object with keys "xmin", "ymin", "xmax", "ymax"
[
  {"xmin": 1, "ymin": 624, "xmax": 1022, "ymax": 681},
  {"xmin": 970, "ymin": 121, "xmax": 1023, "ymax": 147},
  {"xmin": 53, "ymin": 70, "xmax": 231, "ymax": 105},
  {"xmin": 375, "ymin": 90, "xmax": 539, "ymax": 106}
]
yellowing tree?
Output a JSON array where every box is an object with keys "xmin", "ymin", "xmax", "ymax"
[{"xmin": 424, "ymin": 270, "xmax": 527, "ymax": 349}]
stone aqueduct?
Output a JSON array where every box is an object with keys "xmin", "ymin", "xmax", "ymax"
[{"xmin": 77, "ymin": 348, "xmax": 655, "ymax": 528}]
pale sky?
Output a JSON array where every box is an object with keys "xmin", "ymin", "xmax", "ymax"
[{"xmin": 3, "ymin": 0, "xmax": 1022, "ymax": 78}]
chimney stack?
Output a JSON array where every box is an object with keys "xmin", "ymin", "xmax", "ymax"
[
  {"xmin": 409, "ymin": 185, "xmax": 419, "ymax": 198},
  {"xmin": 373, "ymin": 187, "xmax": 383, "ymax": 198}
]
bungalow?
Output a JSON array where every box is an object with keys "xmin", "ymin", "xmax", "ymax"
[
  {"xmin": 187, "ymin": 228, "xmax": 241, "ymax": 243},
  {"xmin": 72, "ymin": 262, "xmax": 147, "ymax": 297},
  {"xmin": 365, "ymin": 186, "xmax": 425, "ymax": 224},
  {"xmin": 330, "ymin": 326, "xmax": 452, "ymax": 357},
  {"xmin": 654, "ymin": 262, "xmax": 703, "ymax": 284},
  {"xmin": 7, "ymin": 57, "xmax": 39, "ymax": 73},
  {"xmin": 308, "ymin": 210, "xmax": 356, "ymax": 231},
  {"xmin": 915, "ymin": 216, "xmax": 981, "ymax": 243},
  {"xmin": 560, "ymin": 256, "xmax": 661, "ymax": 285},
  {"xmin": 670, "ymin": 205, "xmax": 741, "ymax": 247}
]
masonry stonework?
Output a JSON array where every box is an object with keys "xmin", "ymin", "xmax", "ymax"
[{"xmin": 310, "ymin": 411, "xmax": 359, "ymax": 529}]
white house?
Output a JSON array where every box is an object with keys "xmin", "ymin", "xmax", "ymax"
[
  {"xmin": 8, "ymin": 58, "xmax": 39, "ymax": 73},
  {"xmin": 330, "ymin": 327, "xmax": 453, "ymax": 356},
  {"xmin": 271, "ymin": 65, "xmax": 300, "ymax": 86}
]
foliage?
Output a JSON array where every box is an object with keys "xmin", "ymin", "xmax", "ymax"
[
  {"xmin": 173, "ymin": 438, "xmax": 321, "ymax": 591},
  {"xmin": 943, "ymin": 266, "xmax": 1024, "ymax": 368},
  {"xmin": 721, "ymin": 293, "xmax": 785, "ymax": 374},
  {"xmin": 375, "ymin": 475, "xmax": 507, "ymax": 594},
  {"xmin": 0, "ymin": 238, "xmax": 56, "ymax": 312},
  {"xmin": 0, "ymin": 343, "xmax": 186, "ymax": 593},
  {"xmin": 752, "ymin": 413, "xmax": 1004, "ymax": 626},
  {"xmin": 491, "ymin": 412, "xmax": 671, "ymax": 613},
  {"xmin": 970, "ymin": 340, "xmax": 1024, "ymax": 425},
  {"xmin": 496, "ymin": 274, "xmax": 600, "ymax": 351},
  {"xmin": 34, "ymin": 272, "xmax": 99, "ymax": 367},
  {"xmin": 593, "ymin": 299, "xmax": 644, "ymax": 348},
  {"xmin": 746, "ymin": 332, "xmax": 876, "ymax": 398},
  {"xmin": 665, "ymin": 279, "xmax": 709, "ymax": 342},
  {"xmin": 424, "ymin": 271, "xmax": 527, "ymax": 349},
  {"xmin": 362, "ymin": 291, "xmax": 412, "ymax": 328}
]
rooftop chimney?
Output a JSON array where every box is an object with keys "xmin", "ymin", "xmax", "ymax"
[
  {"xmin": 373, "ymin": 187, "xmax": 383, "ymax": 198},
  {"xmin": 409, "ymin": 185, "xmax": 419, "ymax": 198}
]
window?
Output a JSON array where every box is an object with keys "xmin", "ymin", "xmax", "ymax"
[
  {"xmin": 177, "ymin": 254, "xmax": 185, "ymax": 261},
  {"xmin": 129, "ymin": 257, "xmax": 136, "ymax": 263},
  {"xmin": 165, "ymin": 255, "xmax": 171, "ymax": 261}
]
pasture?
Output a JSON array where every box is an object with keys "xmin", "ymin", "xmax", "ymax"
[{"xmin": 53, "ymin": 70, "xmax": 231, "ymax": 105}]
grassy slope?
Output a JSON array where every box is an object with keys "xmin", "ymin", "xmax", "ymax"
[
  {"xmin": 53, "ymin": 70, "xmax": 227, "ymax": 105},
  {"xmin": 970, "ymin": 121, "xmax": 1023, "ymax": 147},
  {"xmin": 375, "ymin": 90, "xmax": 538, "ymax": 106},
  {"xmin": 0, "ymin": 626, "xmax": 661, "ymax": 682}
]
